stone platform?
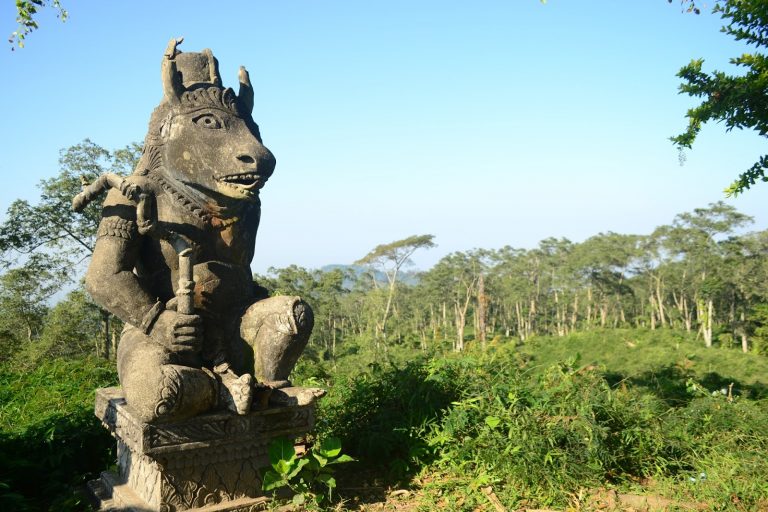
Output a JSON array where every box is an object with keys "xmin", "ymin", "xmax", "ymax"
[{"xmin": 89, "ymin": 386, "xmax": 322, "ymax": 512}]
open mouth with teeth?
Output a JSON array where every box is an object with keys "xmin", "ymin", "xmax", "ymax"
[{"xmin": 216, "ymin": 173, "xmax": 266, "ymax": 197}]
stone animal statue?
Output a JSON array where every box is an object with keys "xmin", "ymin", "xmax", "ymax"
[{"xmin": 75, "ymin": 38, "xmax": 313, "ymax": 424}]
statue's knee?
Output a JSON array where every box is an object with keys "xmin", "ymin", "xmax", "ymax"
[
  {"xmin": 121, "ymin": 364, "xmax": 185, "ymax": 423},
  {"xmin": 123, "ymin": 362, "xmax": 216, "ymax": 423}
]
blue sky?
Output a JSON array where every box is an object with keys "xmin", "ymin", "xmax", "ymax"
[{"xmin": 1, "ymin": 1, "xmax": 765, "ymax": 274}]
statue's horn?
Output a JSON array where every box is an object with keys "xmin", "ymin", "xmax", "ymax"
[
  {"xmin": 162, "ymin": 37, "xmax": 185, "ymax": 104},
  {"xmin": 203, "ymin": 49, "xmax": 222, "ymax": 87},
  {"xmin": 238, "ymin": 66, "xmax": 254, "ymax": 115}
]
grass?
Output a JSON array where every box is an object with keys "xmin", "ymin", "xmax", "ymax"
[
  {"xmin": 316, "ymin": 329, "xmax": 768, "ymax": 510},
  {"xmin": 0, "ymin": 357, "xmax": 118, "ymax": 511},
  {"xmin": 2, "ymin": 329, "xmax": 768, "ymax": 511},
  {"xmin": 521, "ymin": 328, "xmax": 768, "ymax": 381}
]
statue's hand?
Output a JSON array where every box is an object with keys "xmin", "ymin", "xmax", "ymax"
[{"xmin": 150, "ymin": 310, "xmax": 203, "ymax": 354}]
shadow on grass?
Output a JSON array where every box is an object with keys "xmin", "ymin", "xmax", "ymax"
[
  {"xmin": 604, "ymin": 364, "xmax": 768, "ymax": 407},
  {"xmin": 0, "ymin": 410, "xmax": 114, "ymax": 511},
  {"xmin": 316, "ymin": 360, "xmax": 462, "ymax": 508}
]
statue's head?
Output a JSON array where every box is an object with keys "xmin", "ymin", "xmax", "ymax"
[{"xmin": 139, "ymin": 39, "xmax": 275, "ymax": 203}]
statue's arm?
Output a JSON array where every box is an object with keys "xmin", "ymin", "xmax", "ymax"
[
  {"xmin": 85, "ymin": 191, "xmax": 201, "ymax": 351},
  {"xmin": 85, "ymin": 196, "xmax": 160, "ymax": 329}
]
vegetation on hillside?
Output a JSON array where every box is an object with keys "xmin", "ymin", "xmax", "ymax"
[
  {"xmin": 2, "ymin": 331, "xmax": 768, "ymax": 510},
  {"xmin": 0, "ymin": 141, "xmax": 766, "ymax": 510}
]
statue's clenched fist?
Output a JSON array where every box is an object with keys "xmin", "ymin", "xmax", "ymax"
[{"xmin": 150, "ymin": 310, "xmax": 204, "ymax": 354}]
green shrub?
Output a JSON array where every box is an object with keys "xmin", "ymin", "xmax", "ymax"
[
  {"xmin": 0, "ymin": 357, "xmax": 117, "ymax": 511},
  {"xmin": 315, "ymin": 358, "xmax": 462, "ymax": 478}
]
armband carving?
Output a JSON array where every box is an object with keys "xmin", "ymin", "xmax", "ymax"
[{"xmin": 97, "ymin": 217, "xmax": 138, "ymax": 240}]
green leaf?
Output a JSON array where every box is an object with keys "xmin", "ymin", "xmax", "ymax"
[
  {"xmin": 313, "ymin": 451, "xmax": 328, "ymax": 467},
  {"xmin": 268, "ymin": 437, "xmax": 296, "ymax": 468},
  {"xmin": 286, "ymin": 457, "xmax": 309, "ymax": 480},
  {"xmin": 306, "ymin": 457, "xmax": 320, "ymax": 471},
  {"xmin": 261, "ymin": 470, "xmax": 287, "ymax": 491},
  {"xmin": 317, "ymin": 473, "xmax": 336, "ymax": 488},
  {"xmin": 316, "ymin": 436, "xmax": 342, "ymax": 458},
  {"xmin": 327, "ymin": 454, "xmax": 355, "ymax": 465},
  {"xmin": 292, "ymin": 493, "xmax": 306, "ymax": 506},
  {"xmin": 275, "ymin": 458, "xmax": 292, "ymax": 475},
  {"xmin": 299, "ymin": 468, "xmax": 316, "ymax": 484},
  {"xmin": 485, "ymin": 415, "xmax": 501, "ymax": 428}
]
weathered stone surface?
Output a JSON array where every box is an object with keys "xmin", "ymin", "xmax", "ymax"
[
  {"xmin": 73, "ymin": 38, "xmax": 314, "ymax": 423},
  {"xmin": 91, "ymin": 387, "xmax": 319, "ymax": 511},
  {"xmin": 76, "ymin": 39, "xmax": 325, "ymax": 511}
]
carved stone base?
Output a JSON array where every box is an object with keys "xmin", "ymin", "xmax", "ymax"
[{"xmin": 90, "ymin": 387, "xmax": 321, "ymax": 512}]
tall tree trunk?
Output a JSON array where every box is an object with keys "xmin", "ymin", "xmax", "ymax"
[
  {"xmin": 454, "ymin": 303, "xmax": 465, "ymax": 352},
  {"xmin": 570, "ymin": 294, "xmax": 579, "ymax": 332},
  {"xmin": 554, "ymin": 290, "xmax": 564, "ymax": 336},
  {"xmin": 477, "ymin": 273, "xmax": 488, "ymax": 349},
  {"xmin": 441, "ymin": 301, "xmax": 447, "ymax": 339},
  {"xmin": 528, "ymin": 298, "xmax": 536, "ymax": 337},
  {"xmin": 740, "ymin": 311, "xmax": 748, "ymax": 353},
  {"xmin": 655, "ymin": 277, "xmax": 666, "ymax": 327},
  {"xmin": 600, "ymin": 301, "xmax": 607, "ymax": 327},
  {"xmin": 430, "ymin": 303, "xmax": 436, "ymax": 340},
  {"xmin": 515, "ymin": 301, "xmax": 525, "ymax": 341},
  {"xmin": 332, "ymin": 317, "xmax": 337, "ymax": 358},
  {"xmin": 699, "ymin": 298, "xmax": 714, "ymax": 348}
]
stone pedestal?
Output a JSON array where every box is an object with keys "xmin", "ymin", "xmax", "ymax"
[{"xmin": 89, "ymin": 387, "xmax": 320, "ymax": 512}]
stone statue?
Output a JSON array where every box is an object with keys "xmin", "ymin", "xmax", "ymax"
[{"xmin": 74, "ymin": 38, "xmax": 313, "ymax": 424}]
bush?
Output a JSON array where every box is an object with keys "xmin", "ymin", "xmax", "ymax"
[{"xmin": 0, "ymin": 357, "xmax": 117, "ymax": 511}]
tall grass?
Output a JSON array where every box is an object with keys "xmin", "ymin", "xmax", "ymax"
[
  {"xmin": 0, "ymin": 357, "xmax": 117, "ymax": 511},
  {"xmin": 2, "ymin": 329, "xmax": 767, "ymax": 510},
  {"xmin": 316, "ymin": 330, "xmax": 768, "ymax": 510}
]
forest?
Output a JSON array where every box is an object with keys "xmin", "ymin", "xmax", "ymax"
[
  {"xmin": 2, "ymin": 141, "xmax": 768, "ymax": 368},
  {"xmin": 1, "ymin": 140, "xmax": 768, "ymax": 511}
]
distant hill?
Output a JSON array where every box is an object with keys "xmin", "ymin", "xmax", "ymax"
[{"xmin": 320, "ymin": 264, "xmax": 421, "ymax": 287}]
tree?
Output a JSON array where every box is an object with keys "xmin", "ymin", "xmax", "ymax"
[
  {"xmin": 46, "ymin": 288, "xmax": 121, "ymax": 358},
  {"xmin": 0, "ymin": 254, "xmax": 65, "ymax": 361},
  {"xmin": 0, "ymin": 139, "xmax": 140, "ymax": 359},
  {"xmin": 9, "ymin": 0, "xmax": 67, "ymax": 49},
  {"xmin": 653, "ymin": 202, "xmax": 753, "ymax": 346},
  {"xmin": 355, "ymin": 235, "xmax": 435, "ymax": 345},
  {"xmin": 670, "ymin": 0, "xmax": 768, "ymax": 195},
  {"xmin": 424, "ymin": 251, "xmax": 487, "ymax": 352},
  {"xmin": 571, "ymin": 233, "xmax": 640, "ymax": 329},
  {"xmin": 0, "ymin": 139, "xmax": 141, "ymax": 274},
  {"xmin": 258, "ymin": 265, "xmax": 350, "ymax": 357}
]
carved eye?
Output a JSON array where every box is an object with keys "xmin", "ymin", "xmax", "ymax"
[{"xmin": 192, "ymin": 113, "xmax": 224, "ymax": 129}]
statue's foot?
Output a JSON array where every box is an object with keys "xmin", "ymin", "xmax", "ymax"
[
  {"xmin": 265, "ymin": 379, "xmax": 291, "ymax": 389},
  {"xmin": 251, "ymin": 380, "xmax": 291, "ymax": 411},
  {"xmin": 269, "ymin": 387, "xmax": 326, "ymax": 407},
  {"xmin": 218, "ymin": 371, "xmax": 253, "ymax": 415}
]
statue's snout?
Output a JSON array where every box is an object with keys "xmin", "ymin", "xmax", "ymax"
[{"xmin": 236, "ymin": 142, "xmax": 275, "ymax": 180}]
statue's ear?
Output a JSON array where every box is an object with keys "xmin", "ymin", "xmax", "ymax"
[
  {"xmin": 238, "ymin": 66, "xmax": 254, "ymax": 115},
  {"xmin": 162, "ymin": 37, "xmax": 185, "ymax": 105}
]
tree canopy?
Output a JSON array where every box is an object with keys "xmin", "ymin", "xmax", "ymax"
[{"xmin": 670, "ymin": 0, "xmax": 768, "ymax": 195}]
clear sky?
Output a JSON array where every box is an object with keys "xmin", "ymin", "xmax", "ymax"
[{"xmin": 1, "ymin": 1, "xmax": 765, "ymax": 274}]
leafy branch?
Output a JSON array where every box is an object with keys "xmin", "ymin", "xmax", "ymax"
[{"xmin": 9, "ymin": 0, "xmax": 67, "ymax": 50}]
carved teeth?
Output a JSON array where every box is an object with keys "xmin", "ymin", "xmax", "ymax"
[
  {"xmin": 217, "ymin": 173, "xmax": 263, "ymax": 190},
  {"xmin": 216, "ymin": 173, "xmax": 265, "ymax": 197}
]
